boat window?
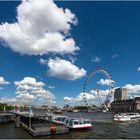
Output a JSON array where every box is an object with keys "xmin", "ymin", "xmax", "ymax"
[
  {"xmin": 61, "ymin": 118, "xmax": 65, "ymax": 121},
  {"xmin": 86, "ymin": 120, "xmax": 90, "ymax": 124},
  {"xmin": 69, "ymin": 120, "xmax": 73, "ymax": 126},
  {"xmin": 83, "ymin": 120, "xmax": 86, "ymax": 124},
  {"xmin": 79, "ymin": 120, "xmax": 84, "ymax": 124},
  {"xmin": 74, "ymin": 121, "xmax": 79, "ymax": 125},
  {"xmin": 65, "ymin": 119, "xmax": 69, "ymax": 124}
]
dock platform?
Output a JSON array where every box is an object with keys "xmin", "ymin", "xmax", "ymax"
[
  {"xmin": 21, "ymin": 122, "xmax": 69, "ymax": 136},
  {"xmin": 0, "ymin": 113, "xmax": 14, "ymax": 123},
  {"xmin": 15, "ymin": 113, "xmax": 70, "ymax": 136}
]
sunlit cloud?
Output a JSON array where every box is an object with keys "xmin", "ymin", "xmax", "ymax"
[
  {"xmin": 47, "ymin": 58, "xmax": 86, "ymax": 80},
  {"xmin": 97, "ymin": 78, "xmax": 115, "ymax": 86},
  {"xmin": 0, "ymin": 0, "xmax": 79, "ymax": 55}
]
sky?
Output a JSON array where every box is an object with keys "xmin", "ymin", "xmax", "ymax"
[{"xmin": 0, "ymin": 0, "xmax": 140, "ymax": 106}]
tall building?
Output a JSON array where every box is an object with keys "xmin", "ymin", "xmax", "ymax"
[{"xmin": 114, "ymin": 88, "xmax": 127, "ymax": 101}]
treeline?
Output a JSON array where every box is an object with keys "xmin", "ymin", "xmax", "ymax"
[{"xmin": 0, "ymin": 104, "xmax": 14, "ymax": 111}]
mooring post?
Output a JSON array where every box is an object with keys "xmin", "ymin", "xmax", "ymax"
[{"xmin": 29, "ymin": 106, "xmax": 33, "ymax": 128}]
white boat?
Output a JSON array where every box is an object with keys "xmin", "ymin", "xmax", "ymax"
[
  {"xmin": 114, "ymin": 112, "xmax": 140, "ymax": 122},
  {"xmin": 46, "ymin": 113, "xmax": 68, "ymax": 125},
  {"xmin": 72, "ymin": 109, "xmax": 79, "ymax": 112},
  {"xmin": 64, "ymin": 118, "xmax": 93, "ymax": 129},
  {"xmin": 53, "ymin": 109, "xmax": 62, "ymax": 114},
  {"xmin": 52, "ymin": 115, "xmax": 69, "ymax": 125}
]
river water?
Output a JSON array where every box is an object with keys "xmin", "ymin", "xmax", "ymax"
[{"xmin": 0, "ymin": 111, "xmax": 140, "ymax": 139}]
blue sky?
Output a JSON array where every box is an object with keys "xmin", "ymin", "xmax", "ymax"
[{"xmin": 0, "ymin": 0, "xmax": 140, "ymax": 106}]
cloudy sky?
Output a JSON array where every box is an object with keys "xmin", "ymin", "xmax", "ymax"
[{"xmin": 0, "ymin": 0, "xmax": 140, "ymax": 106}]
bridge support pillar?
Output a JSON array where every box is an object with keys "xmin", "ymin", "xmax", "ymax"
[{"xmin": 15, "ymin": 115, "xmax": 20, "ymax": 127}]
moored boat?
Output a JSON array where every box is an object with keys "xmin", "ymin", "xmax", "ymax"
[
  {"xmin": 72, "ymin": 109, "xmax": 79, "ymax": 112},
  {"xmin": 64, "ymin": 118, "xmax": 93, "ymax": 129},
  {"xmin": 52, "ymin": 115, "xmax": 69, "ymax": 125},
  {"xmin": 46, "ymin": 113, "xmax": 68, "ymax": 125},
  {"xmin": 53, "ymin": 110, "xmax": 62, "ymax": 114},
  {"xmin": 114, "ymin": 112, "xmax": 140, "ymax": 122},
  {"xmin": 46, "ymin": 113, "xmax": 93, "ymax": 130}
]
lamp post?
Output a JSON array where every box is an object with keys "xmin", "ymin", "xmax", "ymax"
[{"xmin": 29, "ymin": 106, "xmax": 33, "ymax": 128}]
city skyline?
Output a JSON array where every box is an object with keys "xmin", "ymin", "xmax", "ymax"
[{"xmin": 0, "ymin": 0, "xmax": 140, "ymax": 106}]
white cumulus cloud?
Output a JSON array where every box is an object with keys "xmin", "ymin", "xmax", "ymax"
[
  {"xmin": 77, "ymin": 92, "xmax": 95, "ymax": 100},
  {"xmin": 14, "ymin": 77, "xmax": 45, "ymax": 90},
  {"xmin": 47, "ymin": 58, "xmax": 86, "ymax": 80},
  {"xmin": 64, "ymin": 92, "xmax": 95, "ymax": 103},
  {"xmin": 97, "ymin": 78, "xmax": 115, "ymax": 86},
  {"xmin": 0, "ymin": 0, "xmax": 79, "ymax": 55},
  {"xmin": 0, "ymin": 76, "xmax": 10, "ymax": 85},
  {"xmin": 123, "ymin": 84, "xmax": 140, "ymax": 94},
  {"xmin": 14, "ymin": 77, "xmax": 55, "ymax": 104},
  {"xmin": 37, "ymin": 90, "xmax": 55, "ymax": 100},
  {"xmin": 16, "ymin": 93, "xmax": 37, "ymax": 103},
  {"xmin": 0, "ymin": 97, "xmax": 16, "ymax": 104},
  {"xmin": 64, "ymin": 88, "xmax": 114, "ymax": 106},
  {"xmin": 64, "ymin": 97, "xmax": 74, "ymax": 102}
]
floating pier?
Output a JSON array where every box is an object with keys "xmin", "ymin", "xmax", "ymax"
[
  {"xmin": 0, "ymin": 113, "xmax": 14, "ymax": 123},
  {"xmin": 15, "ymin": 113, "xmax": 70, "ymax": 136}
]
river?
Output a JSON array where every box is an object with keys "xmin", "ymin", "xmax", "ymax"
[{"xmin": 0, "ymin": 111, "xmax": 140, "ymax": 139}]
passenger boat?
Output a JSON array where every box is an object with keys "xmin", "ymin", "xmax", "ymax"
[
  {"xmin": 72, "ymin": 109, "xmax": 79, "ymax": 112},
  {"xmin": 46, "ymin": 113, "xmax": 68, "ymax": 125},
  {"xmin": 64, "ymin": 118, "xmax": 93, "ymax": 129},
  {"xmin": 51, "ymin": 115, "xmax": 69, "ymax": 125},
  {"xmin": 114, "ymin": 112, "xmax": 140, "ymax": 122}
]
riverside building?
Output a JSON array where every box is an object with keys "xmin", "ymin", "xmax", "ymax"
[{"xmin": 111, "ymin": 88, "xmax": 140, "ymax": 112}]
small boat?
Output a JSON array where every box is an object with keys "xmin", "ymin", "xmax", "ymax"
[
  {"xmin": 72, "ymin": 109, "xmax": 79, "ymax": 112},
  {"xmin": 53, "ymin": 110, "xmax": 62, "ymax": 114},
  {"xmin": 46, "ymin": 113, "xmax": 68, "ymax": 125},
  {"xmin": 114, "ymin": 112, "xmax": 140, "ymax": 122},
  {"xmin": 67, "ymin": 109, "xmax": 73, "ymax": 112},
  {"xmin": 52, "ymin": 115, "xmax": 69, "ymax": 125},
  {"xmin": 64, "ymin": 118, "xmax": 93, "ymax": 129}
]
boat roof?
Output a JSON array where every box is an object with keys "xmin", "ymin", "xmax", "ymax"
[
  {"xmin": 115, "ymin": 112, "xmax": 140, "ymax": 115},
  {"xmin": 46, "ymin": 113, "xmax": 68, "ymax": 118},
  {"xmin": 68, "ymin": 118, "xmax": 91, "ymax": 121}
]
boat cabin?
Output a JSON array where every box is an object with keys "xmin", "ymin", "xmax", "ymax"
[{"xmin": 64, "ymin": 118, "xmax": 93, "ymax": 129}]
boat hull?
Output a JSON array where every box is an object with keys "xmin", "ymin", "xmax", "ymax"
[
  {"xmin": 114, "ymin": 113, "xmax": 140, "ymax": 122},
  {"xmin": 68, "ymin": 125, "xmax": 93, "ymax": 130}
]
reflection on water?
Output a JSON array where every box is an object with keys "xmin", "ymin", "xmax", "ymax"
[{"xmin": 0, "ymin": 111, "xmax": 140, "ymax": 139}]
